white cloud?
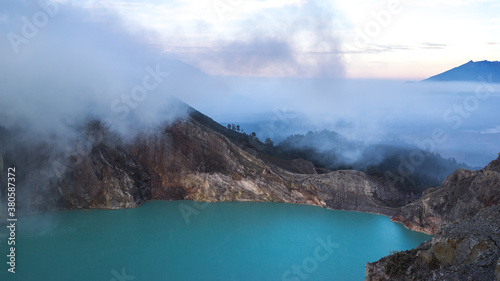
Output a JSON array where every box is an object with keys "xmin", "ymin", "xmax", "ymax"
[
  {"xmin": 480, "ymin": 126, "xmax": 500, "ymax": 134},
  {"xmin": 55, "ymin": 0, "xmax": 500, "ymax": 79}
]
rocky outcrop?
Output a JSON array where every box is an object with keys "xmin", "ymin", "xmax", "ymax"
[
  {"xmin": 290, "ymin": 158, "xmax": 317, "ymax": 174},
  {"xmin": 367, "ymin": 154, "xmax": 500, "ymax": 280},
  {"xmin": 284, "ymin": 169, "xmax": 402, "ymax": 216},
  {"xmin": 366, "ymin": 205, "xmax": 500, "ymax": 281},
  {"xmin": 1, "ymin": 106, "xmax": 411, "ymax": 217},
  {"xmin": 54, "ymin": 117, "xmax": 404, "ymax": 216},
  {"xmin": 391, "ymin": 154, "xmax": 500, "ymax": 234}
]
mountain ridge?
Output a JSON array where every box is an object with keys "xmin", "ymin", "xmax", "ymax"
[
  {"xmin": 423, "ymin": 60, "xmax": 500, "ymax": 83},
  {"xmin": 1, "ymin": 100, "xmax": 497, "ymax": 229},
  {"xmin": 2, "ymin": 100, "xmax": 499, "ymax": 279},
  {"xmin": 0, "ymin": 102, "xmax": 411, "ymax": 218}
]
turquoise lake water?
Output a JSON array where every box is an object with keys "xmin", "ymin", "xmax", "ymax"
[{"xmin": 1, "ymin": 201, "xmax": 431, "ymax": 281}]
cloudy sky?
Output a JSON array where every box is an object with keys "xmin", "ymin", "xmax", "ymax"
[
  {"xmin": 47, "ymin": 0, "xmax": 500, "ymax": 79},
  {"xmin": 1, "ymin": 0, "xmax": 499, "ymax": 165}
]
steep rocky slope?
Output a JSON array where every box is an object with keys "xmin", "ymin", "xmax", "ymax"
[
  {"xmin": 366, "ymin": 156, "xmax": 500, "ymax": 280},
  {"xmin": 366, "ymin": 205, "xmax": 500, "ymax": 281},
  {"xmin": 391, "ymin": 154, "xmax": 500, "ymax": 234},
  {"xmin": 0, "ymin": 105, "xmax": 410, "ymax": 217}
]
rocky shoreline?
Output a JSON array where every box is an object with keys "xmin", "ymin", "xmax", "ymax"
[
  {"xmin": 366, "ymin": 205, "xmax": 500, "ymax": 281},
  {"xmin": 365, "ymin": 154, "xmax": 500, "ymax": 280},
  {"xmin": 389, "ymin": 155, "xmax": 500, "ymax": 235}
]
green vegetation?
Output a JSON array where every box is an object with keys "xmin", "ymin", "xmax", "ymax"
[{"xmin": 384, "ymin": 249, "xmax": 418, "ymax": 277}]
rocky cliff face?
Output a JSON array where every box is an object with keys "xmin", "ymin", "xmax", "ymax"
[
  {"xmin": 366, "ymin": 205, "xmax": 500, "ymax": 281},
  {"xmin": 366, "ymin": 156, "xmax": 500, "ymax": 280},
  {"xmin": 391, "ymin": 154, "xmax": 500, "ymax": 234},
  {"xmin": 54, "ymin": 115, "xmax": 407, "ymax": 216},
  {"xmin": 1, "ymin": 107, "xmax": 410, "ymax": 217}
]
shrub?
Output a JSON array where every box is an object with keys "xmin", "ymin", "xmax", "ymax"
[{"xmin": 384, "ymin": 249, "xmax": 417, "ymax": 277}]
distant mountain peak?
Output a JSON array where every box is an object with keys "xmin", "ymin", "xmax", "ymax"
[{"xmin": 423, "ymin": 60, "xmax": 500, "ymax": 83}]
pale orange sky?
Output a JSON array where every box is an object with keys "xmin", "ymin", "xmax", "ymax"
[{"xmin": 61, "ymin": 0, "xmax": 500, "ymax": 80}]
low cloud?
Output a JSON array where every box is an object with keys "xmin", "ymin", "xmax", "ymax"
[
  {"xmin": 176, "ymin": 0, "xmax": 345, "ymax": 77},
  {"xmin": 0, "ymin": 1, "xmax": 203, "ymax": 140}
]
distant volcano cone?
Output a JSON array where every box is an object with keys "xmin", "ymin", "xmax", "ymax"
[{"xmin": 423, "ymin": 60, "xmax": 500, "ymax": 82}]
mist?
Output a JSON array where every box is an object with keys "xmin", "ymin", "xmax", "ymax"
[
  {"xmin": 0, "ymin": 2, "xmax": 208, "ymax": 138},
  {"xmin": 0, "ymin": 1, "xmax": 210, "ymax": 213},
  {"xmin": 1, "ymin": 0, "xmax": 499, "ymax": 172},
  {"xmin": 186, "ymin": 78, "xmax": 500, "ymax": 166}
]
